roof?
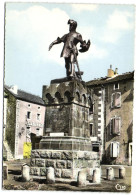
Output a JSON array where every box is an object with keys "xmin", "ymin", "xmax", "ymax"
[
  {"xmin": 4, "ymin": 85, "xmax": 45, "ymax": 105},
  {"xmin": 86, "ymin": 71, "xmax": 134, "ymax": 87}
]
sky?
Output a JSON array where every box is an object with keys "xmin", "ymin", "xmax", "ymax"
[{"xmin": 5, "ymin": 2, "xmax": 135, "ymax": 96}]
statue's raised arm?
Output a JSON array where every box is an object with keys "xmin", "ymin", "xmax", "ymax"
[
  {"xmin": 49, "ymin": 19, "xmax": 91, "ymax": 80},
  {"xmin": 48, "ymin": 37, "xmax": 62, "ymax": 51}
]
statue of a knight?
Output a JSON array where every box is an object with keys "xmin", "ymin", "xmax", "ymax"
[{"xmin": 49, "ymin": 19, "xmax": 91, "ymax": 79}]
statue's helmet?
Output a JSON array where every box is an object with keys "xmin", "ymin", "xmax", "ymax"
[{"xmin": 68, "ymin": 19, "xmax": 77, "ymax": 29}]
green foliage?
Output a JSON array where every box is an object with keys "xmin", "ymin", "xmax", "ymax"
[{"xmin": 5, "ymin": 93, "xmax": 16, "ymax": 154}]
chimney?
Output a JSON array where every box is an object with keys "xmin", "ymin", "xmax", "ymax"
[
  {"xmin": 107, "ymin": 65, "xmax": 114, "ymax": 78},
  {"xmin": 115, "ymin": 68, "xmax": 118, "ymax": 75},
  {"xmin": 9, "ymin": 85, "xmax": 18, "ymax": 95}
]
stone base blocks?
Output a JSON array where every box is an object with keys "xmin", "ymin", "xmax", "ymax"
[{"xmin": 30, "ymin": 149, "xmax": 100, "ymax": 182}]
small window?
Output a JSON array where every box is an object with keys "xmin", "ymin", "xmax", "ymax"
[
  {"xmin": 110, "ymin": 142, "xmax": 119, "ymax": 158},
  {"xmin": 28, "ymin": 104, "xmax": 31, "ymax": 108},
  {"xmin": 27, "ymin": 111, "xmax": 31, "ymax": 119},
  {"xmin": 92, "ymin": 144, "xmax": 99, "ymax": 152},
  {"xmin": 90, "ymin": 123, "xmax": 93, "ymax": 136},
  {"xmin": 37, "ymin": 113, "xmax": 41, "ymax": 121},
  {"xmin": 36, "ymin": 128, "xmax": 40, "ymax": 136},
  {"xmin": 89, "ymin": 104, "xmax": 94, "ymax": 114},
  {"xmin": 38, "ymin": 106, "xmax": 40, "ymax": 110},
  {"xmin": 26, "ymin": 126, "xmax": 31, "ymax": 134},
  {"xmin": 114, "ymin": 83, "xmax": 119, "ymax": 90}
]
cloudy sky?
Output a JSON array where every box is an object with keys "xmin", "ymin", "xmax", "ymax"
[{"xmin": 5, "ymin": 3, "xmax": 135, "ymax": 96}]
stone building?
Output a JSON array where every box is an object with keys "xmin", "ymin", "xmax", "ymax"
[
  {"xmin": 3, "ymin": 85, "xmax": 46, "ymax": 160},
  {"xmin": 87, "ymin": 66, "xmax": 134, "ymax": 165}
]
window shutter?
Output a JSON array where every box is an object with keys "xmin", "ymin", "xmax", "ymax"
[
  {"xmin": 115, "ymin": 117, "xmax": 120, "ymax": 135},
  {"xmin": 112, "ymin": 118, "xmax": 115, "ymax": 134},
  {"xmin": 111, "ymin": 117, "xmax": 121, "ymax": 135},
  {"xmin": 110, "ymin": 118, "xmax": 113, "ymax": 135},
  {"xmin": 113, "ymin": 142, "xmax": 118, "ymax": 157},
  {"xmin": 110, "ymin": 142, "xmax": 113, "ymax": 157},
  {"xmin": 117, "ymin": 142, "xmax": 120, "ymax": 157},
  {"xmin": 111, "ymin": 93, "xmax": 115, "ymax": 108},
  {"xmin": 110, "ymin": 142, "xmax": 120, "ymax": 158},
  {"xmin": 110, "ymin": 118, "xmax": 115, "ymax": 135},
  {"xmin": 115, "ymin": 92, "xmax": 121, "ymax": 107}
]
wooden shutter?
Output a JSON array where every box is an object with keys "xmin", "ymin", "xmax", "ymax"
[
  {"xmin": 117, "ymin": 142, "xmax": 120, "ymax": 157},
  {"xmin": 110, "ymin": 142, "xmax": 119, "ymax": 158},
  {"xmin": 110, "ymin": 142, "xmax": 113, "ymax": 157},
  {"xmin": 112, "ymin": 117, "xmax": 121, "ymax": 135},
  {"xmin": 110, "ymin": 118, "xmax": 115, "ymax": 135},
  {"xmin": 113, "ymin": 142, "xmax": 118, "ymax": 157},
  {"xmin": 115, "ymin": 92, "xmax": 121, "ymax": 107},
  {"xmin": 115, "ymin": 117, "xmax": 120, "ymax": 135},
  {"xmin": 111, "ymin": 93, "xmax": 115, "ymax": 108}
]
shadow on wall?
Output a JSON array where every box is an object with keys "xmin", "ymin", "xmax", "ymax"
[{"xmin": 127, "ymin": 122, "xmax": 133, "ymax": 143}]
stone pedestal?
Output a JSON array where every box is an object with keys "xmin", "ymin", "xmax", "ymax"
[
  {"xmin": 30, "ymin": 150, "xmax": 100, "ymax": 181},
  {"xmin": 30, "ymin": 79, "xmax": 100, "ymax": 182}
]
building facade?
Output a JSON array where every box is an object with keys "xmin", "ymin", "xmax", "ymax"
[
  {"xmin": 3, "ymin": 67, "xmax": 133, "ymax": 165},
  {"xmin": 87, "ymin": 66, "xmax": 134, "ymax": 165},
  {"xmin": 4, "ymin": 85, "xmax": 46, "ymax": 160}
]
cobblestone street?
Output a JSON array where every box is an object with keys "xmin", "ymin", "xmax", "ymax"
[{"xmin": 3, "ymin": 160, "xmax": 131, "ymax": 192}]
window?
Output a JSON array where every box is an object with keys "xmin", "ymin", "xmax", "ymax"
[
  {"xmin": 28, "ymin": 104, "xmax": 31, "ymax": 108},
  {"xmin": 37, "ymin": 113, "xmax": 41, "ymax": 121},
  {"xmin": 92, "ymin": 144, "xmax": 99, "ymax": 152},
  {"xmin": 110, "ymin": 116, "xmax": 121, "ymax": 135},
  {"xmin": 27, "ymin": 111, "xmax": 31, "ymax": 119},
  {"xmin": 90, "ymin": 123, "xmax": 93, "ymax": 136},
  {"xmin": 114, "ymin": 83, "xmax": 119, "ymax": 90},
  {"xmin": 26, "ymin": 127, "xmax": 31, "ymax": 142},
  {"xmin": 26, "ymin": 126, "xmax": 31, "ymax": 134},
  {"xmin": 36, "ymin": 128, "xmax": 40, "ymax": 136},
  {"xmin": 111, "ymin": 92, "xmax": 121, "ymax": 108},
  {"xmin": 89, "ymin": 104, "xmax": 94, "ymax": 114},
  {"xmin": 38, "ymin": 106, "xmax": 40, "ymax": 110},
  {"xmin": 110, "ymin": 142, "xmax": 119, "ymax": 158}
]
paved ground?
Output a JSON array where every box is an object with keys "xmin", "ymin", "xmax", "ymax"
[{"xmin": 2, "ymin": 159, "xmax": 132, "ymax": 192}]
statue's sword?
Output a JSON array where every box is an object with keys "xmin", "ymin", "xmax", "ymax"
[{"xmin": 71, "ymin": 42, "xmax": 82, "ymax": 80}]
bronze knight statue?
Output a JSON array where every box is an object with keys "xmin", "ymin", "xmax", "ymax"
[{"xmin": 49, "ymin": 19, "xmax": 91, "ymax": 79}]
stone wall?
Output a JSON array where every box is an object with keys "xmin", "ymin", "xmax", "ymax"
[{"xmin": 30, "ymin": 150, "xmax": 100, "ymax": 181}]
